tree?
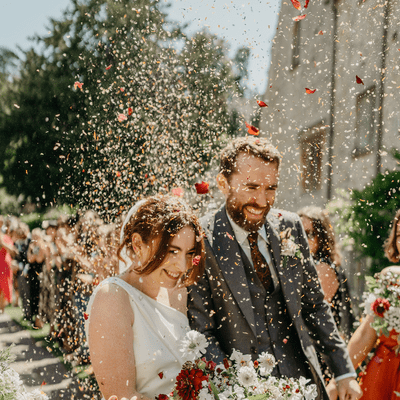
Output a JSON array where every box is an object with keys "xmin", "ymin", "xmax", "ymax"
[
  {"xmin": 328, "ymin": 151, "xmax": 400, "ymax": 274},
  {"xmin": 0, "ymin": 0, "xmax": 249, "ymax": 217}
]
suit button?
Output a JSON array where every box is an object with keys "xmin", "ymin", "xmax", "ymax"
[{"xmin": 250, "ymin": 346, "xmax": 257, "ymax": 355}]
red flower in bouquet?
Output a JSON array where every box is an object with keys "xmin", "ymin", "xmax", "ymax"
[
  {"xmin": 205, "ymin": 359, "xmax": 216, "ymax": 372},
  {"xmin": 371, "ymin": 298, "xmax": 390, "ymax": 317},
  {"xmin": 176, "ymin": 368, "xmax": 208, "ymax": 400}
]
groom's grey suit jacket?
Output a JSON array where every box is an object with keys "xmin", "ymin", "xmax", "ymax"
[{"xmin": 188, "ymin": 206, "xmax": 355, "ymax": 398}]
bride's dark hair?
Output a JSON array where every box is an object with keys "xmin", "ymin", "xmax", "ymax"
[{"xmin": 118, "ymin": 195, "xmax": 205, "ymax": 286}]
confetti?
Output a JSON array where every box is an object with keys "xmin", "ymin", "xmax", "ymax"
[
  {"xmin": 245, "ymin": 122, "xmax": 260, "ymax": 136},
  {"xmin": 291, "ymin": 0, "xmax": 302, "ymax": 10},
  {"xmin": 356, "ymin": 75, "xmax": 364, "ymax": 85},
  {"xmin": 256, "ymin": 100, "xmax": 268, "ymax": 108},
  {"xmin": 293, "ymin": 14, "xmax": 306, "ymax": 21},
  {"xmin": 195, "ymin": 181, "xmax": 210, "ymax": 194},
  {"xmin": 118, "ymin": 113, "xmax": 128, "ymax": 122},
  {"xmin": 171, "ymin": 187, "xmax": 184, "ymax": 197},
  {"xmin": 305, "ymin": 88, "xmax": 316, "ymax": 94},
  {"xmin": 74, "ymin": 81, "xmax": 83, "ymax": 90}
]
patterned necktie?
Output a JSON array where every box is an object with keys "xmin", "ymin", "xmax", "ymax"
[{"xmin": 247, "ymin": 232, "xmax": 273, "ymax": 293}]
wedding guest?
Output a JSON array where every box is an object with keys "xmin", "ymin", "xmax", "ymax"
[
  {"xmin": 0, "ymin": 229, "xmax": 16, "ymax": 312},
  {"xmin": 188, "ymin": 136, "xmax": 362, "ymax": 400},
  {"xmin": 38, "ymin": 221, "xmax": 59, "ymax": 331},
  {"xmin": 86, "ymin": 195, "xmax": 205, "ymax": 400},
  {"xmin": 328, "ymin": 209, "xmax": 400, "ymax": 399},
  {"xmin": 9, "ymin": 222, "xmax": 30, "ymax": 310},
  {"xmin": 27, "ymin": 228, "xmax": 46, "ymax": 328},
  {"xmin": 54, "ymin": 225, "xmax": 78, "ymax": 352},
  {"xmin": 298, "ymin": 206, "xmax": 355, "ymax": 341}
]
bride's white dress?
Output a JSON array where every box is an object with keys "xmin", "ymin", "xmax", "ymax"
[{"xmin": 86, "ymin": 277, "xmax": 190, "ymax": 399}]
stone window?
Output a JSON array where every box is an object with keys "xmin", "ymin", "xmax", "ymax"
[
  {"xmin": 292, "ymin": 21, "xmax": 301, "ymax": 70},
  {"xmin": 300, "ymin": 127, "xmax": 325, "ymax": 192},
  {"xmin": 354, "ymin": 86, "xmax": 376, "ymax": 156}
]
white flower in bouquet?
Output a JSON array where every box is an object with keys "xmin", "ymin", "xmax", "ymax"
[
  {"xmin": 233, "ymin": 384, "xmax": 246, "ymax": 400},
  {"xmin": 257, "ymin": 352, "xmax": 276, "ymax": 376},
  {"xmin": 230, "ymin": 349, "xmax": 252, "ymax": 367},
  {"xmin": 0, "ymin": 346, "xmax": 48, "ymax": 400},
  {"xmin": 180, "ymin": 330, "xmax": 208, "ymax": 361},
  {"xmin": 303, "ymin": 384, "xmax": 318, "ymax": 400},
  {"xmin": 237, "ymin": 366, "xmax": 257, "ymax": 388},
  {"xmin": 218, "ymin": 386, "xmax": 233, "ymax": 400},
  {"xmin": 386, "ymin": 306, "xmax": 400, "ymax": 333},
  {"xmin": 198, "ymin": 387, "xmax": 214, "ymax": 400}
]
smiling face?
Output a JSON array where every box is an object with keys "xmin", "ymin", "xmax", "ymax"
[
  {"xmin": 139, "ymin": 226, "xmax": 197, "ymax": 290},
  {"xmin": 218, "ymin": 153, "xmax": 279, "ymax": 232}
]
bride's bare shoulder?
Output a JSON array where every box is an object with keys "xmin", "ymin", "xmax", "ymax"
[{"xmin": 91, "ymin": 281, "xmax": 134, "ymax": 322}]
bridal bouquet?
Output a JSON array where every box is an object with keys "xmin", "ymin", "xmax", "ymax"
[
  {"xmin": 363, "ymin": 271, "xmax": 400, "ymax": 337},
  {"xmin": 157, "ymin": 331, "xmax": 317, "ymax": 400},
  {"xmin": 0, "ymin": 345, "xmax": 48, "ymax": 400}
]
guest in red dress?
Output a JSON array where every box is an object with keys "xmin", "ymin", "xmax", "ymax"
[
  {"xmin": 0, "ymin": 232, "xmax": 16, "ymax": 312},
  {"xmin": 327, "ymin": 209, "xmax": 400, "ymax": 400}
]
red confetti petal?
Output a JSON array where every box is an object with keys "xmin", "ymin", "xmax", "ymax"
[
  {"xmin": 158, "ymin": 372, "xmax": 164, "ymax": 379},
  {"xmin": 171, "ymin": 187, "xmax": 184, "ymax": 197},
  {"xmin": 356, "ymin": 75, "xmax": 364, "ymax": 85},
  {"xmin": 74, "ymin": 81, "xmax": 83, "ymax": 90},
  {"xmin": 84, "ymin": 312, "xmax": 89, "ymax": 320},
  {"xmin": 226, "ymin": 232, "xmax": 234, "ymax": 240},
  {"xmin": 195, "ymin": 181, "xmax": 209, "ymax": 194},
  {"xmin": 318, "ymin": 30, "xmax": 323, "ymax": 35},
  {"xmin": 106, "ymin": 65, "xmax": 112, "ymax": 70},
  {"xmin": 118, "ymin": 113, "xmax": 128, "ymax": 122},
  {"xmin": 283, "ymin": 338, "xmax": 288, "ymax": 344},
  {"xmin": 305, "ymin": 88, "xmax": 316, "ymax": 94},
  {"xmin": 128, "ymin": 107, "xmax": 133, "ymax": 116},
  {"xmin": 116, "ymin": 171, "xmax": 121, "ymax": 177},
  {"xmin": 304, "ymin": 0, "xmax": 310, "ymax": 8},
  {"xmin": 256, "ymin": 100, "xmax": 268, "ymax": 108},
  {"xmin": 293, "ymin": 14, "xmax": 306, "ymax": 21},
  {"xmin": 245, "ymin": 121, "xmax": 260, "ymax": 136},
  {"xmin": 291, "ymin": 0, "xmax": 302, "ymax": 10},
  {"xmin": 41, "ymin": 381, "xmax": 46, "ymax": 386}
]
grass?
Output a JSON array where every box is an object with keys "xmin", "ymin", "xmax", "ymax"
[{"xmin": 4, "ymin": 304, "xmax": 92, "ymax": 380}]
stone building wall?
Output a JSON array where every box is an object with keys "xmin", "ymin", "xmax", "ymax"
[{"xmin": 260, "ymin": 0, "xmax": 400, "ymax": 297}]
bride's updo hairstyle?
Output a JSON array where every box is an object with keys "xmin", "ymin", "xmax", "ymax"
[{"xmin": 117, "ymin": 195, "xmax": 205, "ymax": 286}]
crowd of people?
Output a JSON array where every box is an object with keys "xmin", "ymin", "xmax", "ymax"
[{"xmin": 0, "ymin": 211, "xmax": 118, "ymax": 366}]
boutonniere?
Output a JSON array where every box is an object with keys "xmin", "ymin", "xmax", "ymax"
[{"xmin": 280, "ymin": 227, "xmax": 303, "ymax": 268}]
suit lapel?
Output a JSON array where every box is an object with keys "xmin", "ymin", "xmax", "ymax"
[
  {"xmin": 212, "ymin": 207, "xmax": 256, "ymax": 336},
  {"xmin": 265, "ymin": 213, "xmax": 298, "ymax": 317}
]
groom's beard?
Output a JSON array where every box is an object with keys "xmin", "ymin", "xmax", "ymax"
[{"xmin": 226, "ymin": 193, "xmax": 270, "ymax": 232}]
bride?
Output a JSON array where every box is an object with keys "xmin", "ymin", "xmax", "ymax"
[{"xmin": 85, "ymin": 195, "xmax": 205, "ymax": 400}]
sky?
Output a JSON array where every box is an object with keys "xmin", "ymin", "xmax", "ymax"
[{"xmin": 0, "ymin": 0, "xmax": 280, "ymax": 94}]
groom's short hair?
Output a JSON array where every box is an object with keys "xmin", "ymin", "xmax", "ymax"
[{"xmin": 219, "ymin": 136, "xmax": 281, "ymax": 179}]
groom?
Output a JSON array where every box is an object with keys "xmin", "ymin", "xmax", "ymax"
[{"xmin": 188, "ymin": 137, "xmax": 362, "ymax": 400}]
